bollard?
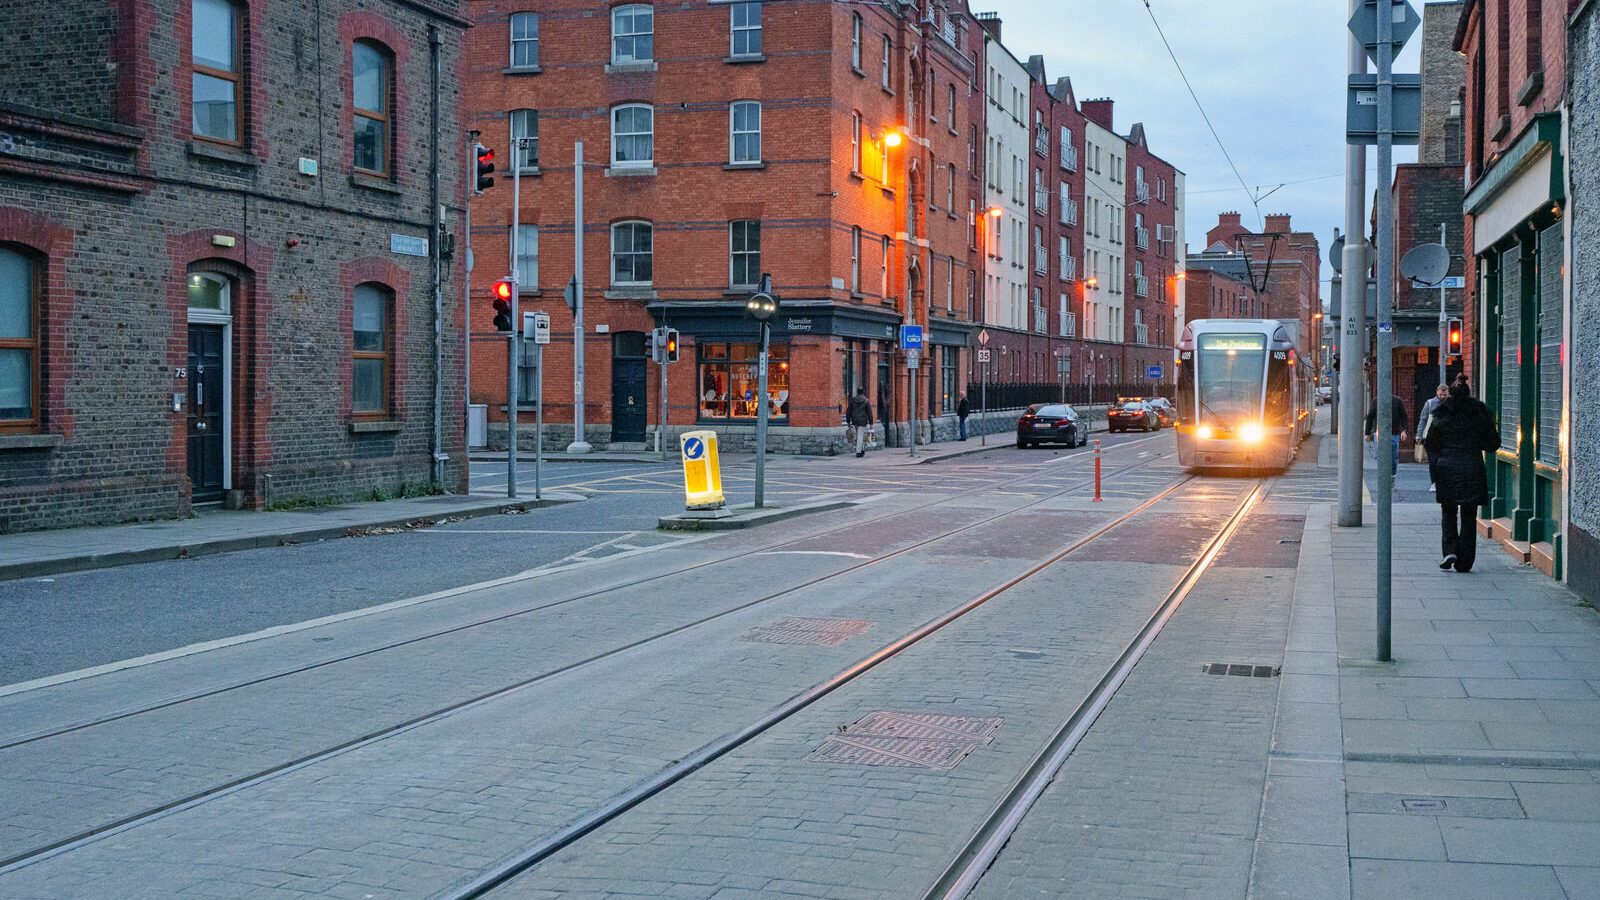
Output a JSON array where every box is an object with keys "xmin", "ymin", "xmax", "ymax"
[{"xmin": 1092, "ymin": 439, "xmax": 1103, "ymax": 502}]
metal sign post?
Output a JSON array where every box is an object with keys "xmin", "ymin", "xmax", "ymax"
[
  {"xmin": 907, "ymin": 349, "xmax": 920, "ymax": 459},
  {"xmin": 746, "ymin": 276, "xmax": 778, "ymax": 507},
  {"xmin": 526, "ymin": 311, "xmax": 550, "ymax": 500},
  {"xmin": 568, "ymin": 141, "xmax": 591, "ymax": 454},
  {"xmin": 978, "ymin": 349, "xmax": 991, "ymax": 446}
]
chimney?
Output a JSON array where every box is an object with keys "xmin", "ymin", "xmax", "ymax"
[
  {"xmin": 975, "ymin": 11, "xmax": 1001, "ymax": 41},
  {"xmin": 1206, "ymin": 211, "xmax": 1245, "ymax": 248},
  {"xmin": 1080, "ymin": 98, "xmax": 1114, "ymax": 131},
  {"xmin": 1264, "ymin": 214, "xmax": 1293, "ymax": 234}
]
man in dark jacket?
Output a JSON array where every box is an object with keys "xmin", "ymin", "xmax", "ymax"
[
  {"xmin": 1365, "ymin": 393, "xmax": 1410, "ymax": 477},
  {"xmin": 957, "ymin": 393, "xmax": 971, "ymax": 441},
  {"xmin": 1423, "ymin": 378, "xmax": 1498, "ymax": 572},
  {"xmin": 846, "ymin": 389, "xmax": 873, "ymax": 457}
]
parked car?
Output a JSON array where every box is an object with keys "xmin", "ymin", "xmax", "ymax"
[
  {"xmin": 1108, "ymin": 400, "xmax": 1158, "ymax": 433},
  {"xmin": 1016, "ymin": 403, "xmax": 1088, "ymax": 449},
  {"xmin": 1144, "ymin": 397, "xmax": 1177, "ymax": 428},
  {"xmin": 1317, "ymin": 385, "xmax": 1332, "ymax": 405}
]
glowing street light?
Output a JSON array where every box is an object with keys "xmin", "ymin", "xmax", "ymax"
[{"xmin": 884, "ymin": 128, "xmax": 905, "ymax": 148}]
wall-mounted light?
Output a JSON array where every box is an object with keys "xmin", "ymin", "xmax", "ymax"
[{"xmin": 884, "ymin": 129, "xmax": 905, "ymax": 148}]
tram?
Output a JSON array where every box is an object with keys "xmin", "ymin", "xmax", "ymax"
[{"xmin": 1174, "ymin": 319, "xmax": 1315, "ymax": 471}]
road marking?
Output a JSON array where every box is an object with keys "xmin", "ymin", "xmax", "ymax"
[
  {"xmin": 403, "ymin": 529, "xmax": 639, "ymax": 535},
  {"xmin": 755, "ymin": 550, "xmax": 873, "ymax": 560}
]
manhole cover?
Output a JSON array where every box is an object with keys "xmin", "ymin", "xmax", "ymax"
[
  {"xmin": 739, "ymin": 617, "xmax": 875, "ymax": 646},
  {"xmin": 808, "ymin": 711, "xmax": 1002, "ymax": 771},
  {"xmin": 1202, "ymin": 662, "xmax": 1280, "ymax": 678},
  {"xmin": 1401, "ymin": 797, "xmax": 1447, "ymax": 813}
]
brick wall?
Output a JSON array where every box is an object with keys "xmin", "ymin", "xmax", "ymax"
[{"xmin": 0, "ymin": 1, "xmax": 120, "ymax": 122}]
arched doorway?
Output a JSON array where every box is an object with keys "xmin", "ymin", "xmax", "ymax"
[{"xmin": 186, "ymin": 270, "xmax": 233, "ymax": 503}]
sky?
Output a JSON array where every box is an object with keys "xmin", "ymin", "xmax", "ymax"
[{"xmin": 978, "ymin": 0, "xmax": 1428, "ymax": 291}]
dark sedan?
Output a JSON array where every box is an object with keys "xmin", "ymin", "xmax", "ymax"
[
  {"xmin": 1145, "ymin": 397, "xmax": 1177, "ymax": 428},
  {"xmin": 1017, "ymin": 404, "xmax": 1088, "ymax": 449},
  {"xmin": 1108, "ymin": 401, "xmax": 1159, "ymax": 432}
]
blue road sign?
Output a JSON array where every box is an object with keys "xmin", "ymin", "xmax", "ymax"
[
  {"xmin": 683, "ymin": 436, "xmax": 706, "ymax": 460},
  {"xmin": 1147, "ymin": 365, "xmax": 1163, "ymax": 379},
  {"xmin": 899, "ymin": 325, "xmax": 924, "ymax": 351}
]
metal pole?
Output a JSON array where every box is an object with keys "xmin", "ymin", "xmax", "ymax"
[
  {"xmin": 1330, "ymin": 268, "xmax": 1341, "ymax": 433},
  {"xmin": 755, "ymin": 320, "xmax": 770, "ymax": 508},
  {"xmin": 465, "ymin": 133, "xmax": 476, "ymax": 434},
  {"xmin": 1375, "ymin": 0, "xmax": 1396, "ymax": 662},
  {"xmin": 660, "ymin": 333, "xmax": 669, "ymax": 461},
  {"xmin": 429, "ymin": 27, "xmax": 445, "ymax": 490},
  {"xmin": 1337, "ymin": 0, "xmax": 1370, "ymax": 528},
  {"xmin": 908, "ymin": 353, "xmax": 917, "ymax": 459},
  {"xmin": 535, "ymin": 342, "xmax": 543, "ymax": 500},
  {"xmin": 568, "ymin": 141, "xmax": 592, "ymax": 453},
  {"xmin": 980, "ymin": 358, "xmax": 988, "ymax": 446},
  {"xmin": 1438, "ymin": 221, "xmax": 1449, "ymax": 386},
  {"xmin": 506, "ymin": 140, "xmax": 522, "ymax": 499}
]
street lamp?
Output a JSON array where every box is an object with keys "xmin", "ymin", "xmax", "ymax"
[
  {"xmin": 884, "ymin": 128, "xmax": 905, "ymax": 148},
  {"xmin": 744, "ymin": 275, "xmax": 779, "ymax": 508}
]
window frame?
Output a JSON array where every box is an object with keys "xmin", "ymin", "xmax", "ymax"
[
  {"xmin": 509, "ymin": 12, "xmax": 539, "ymax": 68},
  {"xmin": 729, "ymin": 100, "xmax": 761, "ymax": 164},
  {"xmin": 880, "ymin": 35, "xmax": 891, "ymax": 89},
  {"xmin": 850, "ymin": 112, "xmax": 863, "ymax": 174},
  {"xmin": 880, "ymin": 235, "xmax": 890, "ymax": 297},
  {"xmin": 610, "ymin": 103, "xmax": 655, "ymax": 169},
  {"xmin": 729, "ymin": 219, "xmax": 761, "ymax": 290},
  {"xmin": 611, "ymin": 3, "xmax": 655, "ymax": 65},
  {"xmin": 850, "ymin": 226, "xmax": 862, "ymax": 294},
  {"xmin": 0, "ymin": 245, "xmax": 40, "ymax": 432},
  {"xmin": 351, "ymin": 40, "xmax": 392, "ymax": 178},
  {"xmin": 610, "ymin": 220, "xmax": 654, "ymax": 287},
  {"xmin": 851, "ymin": 14, "xmax": 862, "ymax": 71},
  {"xmin": 946, "ymin": 84, "xmax": 957, "ymax": 131},
  {"xmin": 510, "ymin": 108, "xmax": 539, "ymax": 170},
  {"xmin": 351, "ymin": 282, "xmax": 392, "ymax": 419},
  {"xmin": 191, "ymin": 0, "xmax": 243, "ymax": 147},
  {"xmin": 514, "ymin": 223, "xmax": 539, "ymax": 291},
  {"xmin": 729, "ymin": 1, "xmax": 762, "ymax": 57}
]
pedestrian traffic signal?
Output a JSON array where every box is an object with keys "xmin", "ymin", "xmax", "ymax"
[
  {"xmin": 1447, "ymin": 317, "xmax": 1462, "ymax": 355},
  {"xmin": 664, "ymin": 328, "xmax": 680, "ymax": 363},
  {"xmin": 491, "ymin": 279, "xmax": 513, "ymax": 331},
  {"xmin": 474, "ymin": 144, "xmax": 495, "ymax": 193}
]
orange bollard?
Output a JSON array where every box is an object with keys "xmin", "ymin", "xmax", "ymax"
[{"xmin": 1093, "ymin": 439, "xmax": 1103, "ymax": 502}]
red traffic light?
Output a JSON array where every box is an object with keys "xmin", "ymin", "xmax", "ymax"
[
  {"xmin": 492, "ymin": 279, "xmax": 514, "ymax": 301},
  {"xmin": 478, "ymin": 148, "xmax": 494, "ymax": 164}
]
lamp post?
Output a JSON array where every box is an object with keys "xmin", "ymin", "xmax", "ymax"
[{"xmin": 745, "ymin": 275, "xmax": 778, "ymax": 508}]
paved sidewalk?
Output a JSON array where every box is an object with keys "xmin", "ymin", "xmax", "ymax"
[
  {"xmin": 1254, "ymin": 500, "xmax": 1600, "ymax": 899},
  {"xmin": 0, "ymin": 491, "xmax": 580, "ymax": 581}
]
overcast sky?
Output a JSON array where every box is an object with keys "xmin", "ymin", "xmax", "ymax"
[{"xmin": 979, "ymin": 0, "xmax": 1427, "ymax": 291}]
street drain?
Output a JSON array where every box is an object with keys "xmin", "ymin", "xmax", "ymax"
[
  {"xmin": 1202, "ymin": 662, "xmax": 1280, "ymax": 678},
  {"xmin": 808, "ymin": 711, "xmax": 1002, "ymax": 771},
  {"xmin": 1401, "ymin": 797, "xmax": 1447, "ymax": 813},
  {"xmin": 739, "ymin": 617, "xmax": 875, "ymax": 646}
]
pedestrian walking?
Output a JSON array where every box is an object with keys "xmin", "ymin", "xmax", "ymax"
[
  {"xmin": 957, "ymin": 393, "xmax": 971, "ymax": 441},
  {"xmin": 1418, "ymin": 383, "xmax": 1449, "ymax": 493},
  {"xmin": 846, "ymin": 388, "xmax": 873, "ymax": 458},
  {"xmin": 1423, "ymin": 377, "xmax": 1498, "ymax": 572},
  {"xmin": 1364, "ymin": 392, "xmax": 1409, "ymax": 478}
]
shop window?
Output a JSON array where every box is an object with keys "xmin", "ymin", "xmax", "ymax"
[{"xmin": 698, "ymin": 341, "xmax": 789, "ymax": 421}]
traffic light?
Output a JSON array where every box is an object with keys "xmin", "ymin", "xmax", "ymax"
[
  {"xmin": 474, "ymin": 144, "xmax": 495, "ymax": 193},
  {"xmin": 1447, "ymin": 317, "xmax": 1463, "ymax": 356},
  {"xmin": 664, "ymin": 328, "xmax": 680, "ymax": 363},
  {"xmin": 491, "ymin": 279, "xmax": 513, "ymax": 331}
]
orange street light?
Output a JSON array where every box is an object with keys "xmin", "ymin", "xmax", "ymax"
[
  {"xmin": 987, "ymin": 206, "xmax": 1003, "ymax": 218},
  {"xmin": 884, "ymin": 129, "xmax": 904, "ymax": 148},
  {"xmin": 1085, "ymin": 276, "xmax": 1099, "ymax": 287}
]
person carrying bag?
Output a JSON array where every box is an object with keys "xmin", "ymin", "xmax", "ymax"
[{"xmin": 1422, "ymin": 377, "xmax": 1498, "ymax": 573}]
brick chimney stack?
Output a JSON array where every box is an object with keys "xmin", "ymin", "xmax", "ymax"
[
  {"xmin": 975, "ymin": 11, "xmax": 1001, "ymax": 41},
  {"xmin": 1080, "ymin": 98, "xmax": 1114, "ymax": 131},
  {"xmin": 1264, "ymin": 214, "xmax": 1293, "ymax": 234},
  {"xmin": 1206, "ymin": 211, "xmax": 1245, "ymax": 247}
]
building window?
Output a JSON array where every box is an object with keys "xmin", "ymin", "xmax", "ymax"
[
  {"xmin": 612, "ymin": 4, "xmax": 654, "ymax": 64},
  {"xmin": 699, "ymin": 342, "xmax": 788, "ymax": 420},
  {"xmin": 729, "ymin": 219, "xmax": 760, "ymax": 289},
  {"xmin": 851, "ymin": 14, "xmax": 862, "ymax": 70},
  {"xmin": 730, "ymin": 1, "xmax": 761, "ymax": 57},
  {"xmin": 0, "ymin": 247, "xmax": 39, "ymax": 430},
  {"xmin": 946, "ymin": 162, "xmax": 956, "ymax": 211},
  {"xmin": 611, "ymin": 104, "xmax": 654, "ymax": 168},
  {"xmin": 509, "ymin": 12, "xmax": 539, "ymax": 68},
  {"xmin": 510, "ymin": 108, "xmax": 538, "ymax": 169},
  {"xmin": 941, "ymin": 348, "xmax": 957, "ymax": 412},
  {"xmin": 191, "ymin": 0, "xmax": 241, "ymax": 144},
  {"xmin": 880, "ymin": 235, "xmax": 891, "ymax": 297},
  {"xmin": 611, "ymin": 221, "xmax": 653, "ymax": 286},
  {"xmin": 850, "ymin": 226, "xmax": 862, "ymax": 293},
  {"xmin": 514, "ymin": 224, "xmax": 538, "ymax": 289},
  {"xmin": 968, "ymin": 125, "xmax": 977, "ymax": 174},
  {"xmin": 352, "ymin": 41, "xmax": 392, "ymax": 176},
  {"xmin": 352, "ymin": 283, "xmax": 391, "ymax": 417},
  {"xmin": 850, "ymin": 112, "xmax": 862, "ymax": 173},
  {"xmin": 880, "ymin": 35, "xmax": 891, "ymax": 88},
  {"xmin": 947, "ymin": 84, "xmax": 957, "ymax": 131},
  {"xmin": 945, "ymin": 257, "xmax": 954, "ymax": 310},
  {"xmin": 729, "ymin": 100, "xmax": 761, "ymax": 164}
]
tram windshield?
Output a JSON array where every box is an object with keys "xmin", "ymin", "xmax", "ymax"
[{"xmin": 1195, "ymin": 333, "xmax": 1268, "ymax": 427}]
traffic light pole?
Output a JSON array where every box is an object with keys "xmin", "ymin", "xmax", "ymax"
[
  {"xmin": 659, "ymin": 336, "xmax": 669, "ymax": 461},
  {"xmin": 567, "ymin": 141, "xmax": 592, "ymax": 454},
  {"xmin": 754, "ymin": 319, "xmax": 770, "ymax": 508},
  {"xmin": 505, "ymin": 147, "xmax": 523, "ymax": 499},
  {"xmin": 1438, "ymin": 222, "xmax": 1449, "ymax": 387},
  {"xmin": 1374, "ymin": 0, "xmax": 1396, "ymax": 663}
]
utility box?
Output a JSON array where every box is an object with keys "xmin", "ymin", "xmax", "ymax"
[{"xmin": 468, "ymin": 404, "xmax": 488, "ymax": 449}]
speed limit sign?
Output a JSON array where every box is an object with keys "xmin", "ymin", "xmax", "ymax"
[{"xmin": 977, "ymin": 349, "xmax": 992, "ymax": 363}]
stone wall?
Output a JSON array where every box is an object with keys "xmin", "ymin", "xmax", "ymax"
[{"xmin": 1565, "ymin": 2, "xmax": 1600, "ymax": 601}]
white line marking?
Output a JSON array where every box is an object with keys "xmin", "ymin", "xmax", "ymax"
[{"xmin": 755, "ymin": 550, "xmax": 873, "ymax": 560}]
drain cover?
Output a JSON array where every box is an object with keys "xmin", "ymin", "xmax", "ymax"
[
  {"xmin": 1202, "ymin": 662, "xmax": 1280, "ymax": 678},
  {"xmin": 808, "ymin": 711, "xmax": 1002, "ymax": 771},
  {"xmin": 739, "ymin": 617, "xmax": 875, "ymax": 646},
  {"xmin": 1401, "ymin": 798, "xmax": 1447, "ymax": 813}
]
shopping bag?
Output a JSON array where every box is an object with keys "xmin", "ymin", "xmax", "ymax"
[
  {"xmin": 1414, "ymin": 443, "xmax": 1427, "ymax": 464},
  {"xmin": 866, "ymin": 428, "xmax": 878, "ymax": 449}
]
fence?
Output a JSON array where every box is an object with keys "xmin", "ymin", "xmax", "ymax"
[{"xmin": 972, "ymin": 381, "xmax": 1173, "ymax": 412}]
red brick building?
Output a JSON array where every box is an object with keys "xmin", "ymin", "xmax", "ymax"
[
  {"xmin": 1204, "ymin": 212, "xmax": 1320, "ymax": 352},
  {"xmin": 1180, "ymin": 263, "xmax": 1260, "ymax": 325},
  {"xmin": 463, "ymin": 0, "xmax": 985, "ymax": 452},
  {"xmin": 1121, "ymin": 122, "xmax": 1181, "ymax": 386}
]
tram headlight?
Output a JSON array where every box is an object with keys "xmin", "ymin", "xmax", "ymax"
[
  {"xmin": 1240, "ymin": 423, "xmax": 1264, "ymax": 443},
  {"xmin": 1197, "ymin": 425, "xmax": 1214, "ymax": 440}
]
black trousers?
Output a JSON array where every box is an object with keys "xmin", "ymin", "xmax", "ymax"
[{"xmin": 1441, "ymin": 503, "xmax": 1478, "ymax": 571}]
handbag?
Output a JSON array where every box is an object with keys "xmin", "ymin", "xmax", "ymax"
[
  {"xmin": 865, "ymin": 427, "xmax": 878, "ymax": 449},
  {"xmin": 1413, "ymin": 443, "xmax": 1427, "ymax": 463}
]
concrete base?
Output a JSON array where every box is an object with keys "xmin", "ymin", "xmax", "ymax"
[{"xmin": 658, "ymin": 498, "xmax": 855, "ymax": 531}]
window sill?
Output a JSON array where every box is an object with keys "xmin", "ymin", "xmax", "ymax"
[
  {"xmin": 350, "ymin": 174, "xmax": 402, "ymax": 195},
  {"xmin": 349, "ymin": 419, "xmax": 403, "ymax": 434},
  {"xmin": 502, "ymin": 65, "xmax": 543, "ymax": 75},
  {"xmin": 605, "ymin": 61, "xmax": 659, "ymax": 75},
  {"xmin": 879, "ymin": 185, "xmax": 895, "ymax": 198},
  {"xmin": 851, "ymin": 65, "xmax": 866, "ymax": 78},
  {"xmin": 1517, "ymin": 70, "xmax": 1544, "ymax": 107},
  {"xmin": 0, "ymin": 433, "xmax": 63, "ymax": 452},
  {"xmin": 605, "ymin": 288, "xmax": 659, "ymax": 301},
  {"xmin": 881, "ymin": 86, "xmax": 895, "ymax": 97},
  {"xmin": 514, "ymin": 166, "xmax": 542, "ymax": 177},
  {"xmin": 848, "ymin": 170, "xmax": 864, "ymax": 182},
  {"xmin": 725, "ymin": 54, "xmax": 766, "ymax": 64},
  {"xmin": 724, "ymin": 287, "xmax": 760, "ymax": 296},
  {"xmin": 518, "ymin": 288, "xmax": 542, "ymax": 297},
  {"xmin": 187, "ymin": 141, "xmax": 261, "ymax": 167},
  {"xmin": 604, "ymin": 166, "xmax": 658, "ymax": 178},
  {"xmin": 1490, "ymin": 115, "xmax": 1511, "ymax": 142},
  {"xmin": 723, "ymin": 162, "xmax": 766, "ymax": 171}
]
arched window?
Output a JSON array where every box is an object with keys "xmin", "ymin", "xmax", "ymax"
[
  {"xmin": 191, "ymin": 0, "xmax": 242, "ymax": 144},
  {"xmin": 611, "ymin": 4, "xmax": 653, "ymax": 65},
  {"xmin": 0, "ymin": 246, "xmax": 40, "ymax": 430},
  {"xmin": 611, "ymin": 104, "xmax": 654, "ymax": 168},
  {"xmin": 352, "ymin": 283, "xmax": 391, "ymax": 416},
  {"xmin": 352, "ymin": 40, "xmax": 392, "ymax": 177},
  {"xmin": 610, "ymin": 221, "xmax": 654, "ymax": 287},
  {"xmin": 729, "ymin": 101, "xmax": 760, "ymax": 164}
]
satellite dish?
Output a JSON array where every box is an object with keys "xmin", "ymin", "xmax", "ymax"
[
  {"xmin": 1400, "ymin": 243, "xmax": 1450, "ymax": 287},
  {"xmin": 1329, "ymin": 236, "xmax": 1346, "ymax": 273}
]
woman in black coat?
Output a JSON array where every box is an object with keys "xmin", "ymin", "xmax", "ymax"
[{"xmin": 1422, "ymin": 378, "xmax": 1499, "ymax": 572}]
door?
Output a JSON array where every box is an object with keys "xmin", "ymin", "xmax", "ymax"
[
  {"xmin": 611, "ymin": 355, "xmax": 648, "ymax": 443},
  {"xmin": 187, "ymin": 324, "xmax": 227, "ymax": 502}
]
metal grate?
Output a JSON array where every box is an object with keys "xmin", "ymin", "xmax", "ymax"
[
  {"xmin": 739, "ymin": 618, "xmax": 875, "ymax": 646},
  {"xmin": 1202, "ymin": 662, "xmax": 1280, "ymax": 678},
  {"xmin": 808, "ymin": 711, "xmax": 1002, "ymax": 771}
]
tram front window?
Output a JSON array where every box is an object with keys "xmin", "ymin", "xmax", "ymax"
[{"xmin": 1196, "ymin": 333, "xmax": 1268, "ymax": 431}]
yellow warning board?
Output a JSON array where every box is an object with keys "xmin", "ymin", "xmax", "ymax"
[{"xmin": 680, "ymin": 430, "xmax": 725, "ymax": 510}]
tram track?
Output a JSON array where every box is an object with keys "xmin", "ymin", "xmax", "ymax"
[
  {"xmin": 438, "ymin": 474, "xmax": 1267, "ymax": 900},
  {"xmin": 0, "ymin": 437, "xmax": 1178, "ymax": 877}
]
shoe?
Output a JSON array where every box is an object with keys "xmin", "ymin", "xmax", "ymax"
[
  {"xmin": 1440, "ymin": 554, "xmax": 1456, "ymax": 570},
  {"xmin": 1430, "ymin": 484, "xmax": 1436, "ymax": 492},
  {"xmin": 856, "ymin": 451, "xmax": 865, "ymax": 458}
]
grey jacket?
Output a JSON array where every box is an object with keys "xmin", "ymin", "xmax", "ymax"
[{"xmin": 1418, "ymin": 396, "xmax": 1443, "ymax": 438}]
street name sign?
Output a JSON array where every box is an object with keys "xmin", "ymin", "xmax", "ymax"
[{"xmin": 1347, "ymin": 74, "xmax": 1422, "ymax": 145}]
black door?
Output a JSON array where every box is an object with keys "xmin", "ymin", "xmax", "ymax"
[
  {"xmin": 611, "ymin": 355, "xmax": 648, "ymax": 443},
  {"xmin": 187, "ymin": 324, "xmax": 226, "ymax": 502}
]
